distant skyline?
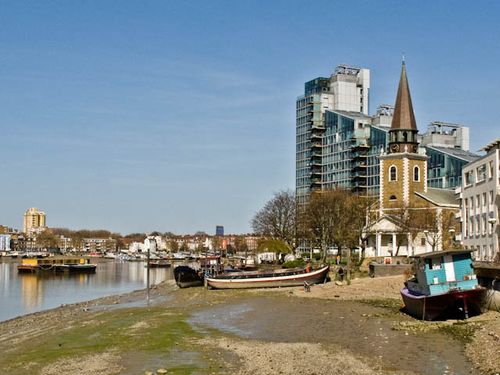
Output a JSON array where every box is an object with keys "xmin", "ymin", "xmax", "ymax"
[{"xmin": 1, "ymin": 1, "xmax": 499, "ymax": 234}]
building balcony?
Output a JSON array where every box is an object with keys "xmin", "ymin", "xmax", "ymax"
[
  {"xmin": 352, "ymin": 162, "xmax": 367, "ymax": 170},
  {"xmin": 351, "ymin": 143, "xmax": 370, "ymax": 150},
  {"xmin": 352, "ymin": 153, "xmax": 368, "ymax": 159},
  {"xmin": 310, "ymin": 132, "xmax": 323, "ymax": 140},
  {"xmin": 353, "ymin": 174, "xmax": 367, "ymax": 180},
  {"xmin": 311, "ymin": 123, "xmax": 325, "ymax": 130},
  {"xmin": 311, "ymin": 159, "xmax": 322, "ymax": 167}
]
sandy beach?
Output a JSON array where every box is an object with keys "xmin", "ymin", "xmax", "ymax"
[{"xmin": 0, "ymin": 275, "xmax": 498, "ymax": 375}]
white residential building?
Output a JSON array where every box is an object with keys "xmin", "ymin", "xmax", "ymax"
[
  {"xmin": 0, "ymin": 234, "xmax": 11, "ymax": 251},
  {"xmin": 461, "ymin": 139, "xmax": 500, "ymax": 261}
]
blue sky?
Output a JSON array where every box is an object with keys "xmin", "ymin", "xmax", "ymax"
[{"xmin": 1, "ymin": 1, "xmax": 499, "ymax": 234}]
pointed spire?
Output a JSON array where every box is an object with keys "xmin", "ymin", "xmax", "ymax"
[{"xmin": 391, "ymin": 61, "xmax": 417, "ymax": 130}]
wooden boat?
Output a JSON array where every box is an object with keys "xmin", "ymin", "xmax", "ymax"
[
  {"xmin": 205, "ymin": 265, "xmax": 330, "ymax": 290},
  {"xmin": 173, "ymin": 256, "xmax": 223, "ymax": 288},
  {"xmin": 173, "ymin": 266, "xmax": 204, "ymax": 288},
  {"xmin": 401, "ymin": 250, "xmax": 487, "ymax": 320},
  {"xmin": 18, "ymin": 257, "xmax": 96, "ymax": 274},
  {"xmin": 146, "ymin": 260, "xmax": 171, "ymax": 268}
]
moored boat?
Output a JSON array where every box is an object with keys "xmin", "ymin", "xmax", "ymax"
[
  {"xmin": 146, "ymin": 260, "xmax": 171, "ymax": 268},
  {"xmin": 401, "ymin": 250, "xmax": 486, "ymax": 320},
  {"xmin": 205, "ymin": 265, "xmax": 330, "ymax": 290},
  {"xmin": 17, "ymin": 257, "xmax": 96, "ymax": 274},
  {"xmin": 173, "ymin": 256, "xmax": 223, "ymax": 288},
  {"xmin": 173, "ymin": 266, "xmax": 204, "ymax": 288}
]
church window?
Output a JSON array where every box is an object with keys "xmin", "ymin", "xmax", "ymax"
[
  {"xmin": 413, "ymin": 166, "xmax": 420, "ymax": 181},
  {"xmin": 389, "ymin": 165, "xmax": 397, "ymax": 181}
]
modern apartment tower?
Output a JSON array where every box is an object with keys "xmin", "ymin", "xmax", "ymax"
[
  {"xmin": 23, "ymin": 207, "xmax": 46, "ymax": 235},
  {"xmin": 296, "ymin": 65, "xmax": 370, "ymax": 204},
  {"xmin": 420, "ymin": 122, "xmax": 479, "ymax": 189}
]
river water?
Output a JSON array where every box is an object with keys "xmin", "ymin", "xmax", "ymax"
[{"xmin": 0, "ymin": 259, "xmax": 172, "ymax": 322}]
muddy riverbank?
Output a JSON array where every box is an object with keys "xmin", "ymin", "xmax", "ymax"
[{"xmin": 0, "ymin": 276, "xmax": 498, "ymax": 374}]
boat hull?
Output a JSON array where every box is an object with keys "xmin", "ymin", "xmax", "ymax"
[
  {"xmin": 174, "ymin": 266, "xmax": 204, "ymax": 288},
  {"xmin": 400, "ymin": 287, "xmax": 487, "ymax": 320},
  {"xmin": 146, "ymin": 261, "xmax": 171, "ymax": 268},
  {"xmin": 205, "ymin": 265, "xmax": 330, "ymax": 290}
]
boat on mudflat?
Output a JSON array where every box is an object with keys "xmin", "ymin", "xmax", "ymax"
[
  {"xmin": 173, "ymin": 256, "xmax": 224, "ymax": 288},
  {"xmin": 401, "ymin": 250, "xmax": 487, "ymax": 320},
  {"xmin": 205, "ymin": 265, "xmax": 330, "ymax": 290},
  {"xmin": 173, "ymin": 266, "xmax": 204, "ymax": 288}
]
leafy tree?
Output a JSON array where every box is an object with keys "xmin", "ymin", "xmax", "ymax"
[
  {"xmin": 251, "ymin": 190, "xmax": 296, "ymax": 249},
  {"xmin": 257, "ymin": 239, "xmax": 291, "ymax": 253}
]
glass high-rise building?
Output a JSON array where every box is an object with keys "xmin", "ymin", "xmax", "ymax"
[{"xmin": 296, "ymin": 65, "xmax": 370, "ymax": 204}]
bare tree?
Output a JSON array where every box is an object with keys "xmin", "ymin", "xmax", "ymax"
[
  {"xmin": 251, "ymin": 190, "xmax": 296, "ymax": 249},
  {"xmin": 299, "ymin": 189, "xmax": 371, "ymax": 282},
  {"xmin": 36, "ymin": 229, "xmax": 59, "ymax": 251},
  {"xmin": 298, "ymin": 190, "xmax": 336, "ymax": 262}
]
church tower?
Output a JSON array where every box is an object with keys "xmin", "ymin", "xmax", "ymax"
[{"xmin": 380, "ymin": 61, "xmax": 427, "ymax": 211}]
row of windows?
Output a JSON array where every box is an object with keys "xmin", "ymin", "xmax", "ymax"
[
  {"xmin": 464, "ymin": 191, "xmax": 496, "ymax": 211},
  {"xmin": 388, "ymin": 165, "xmax": 420, "ymax": 182},
  {"xmin": 465, "ymin": 213, "xmax": 497, "ymax": 238},
  {"xmin": 464, "ymin": 160, "xmax": 495, "ymax": 186}
]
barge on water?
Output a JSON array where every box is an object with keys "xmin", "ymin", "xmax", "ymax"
[{"xmin": 17, "ymin": 257, "xmax": 96, "ymax": 274}]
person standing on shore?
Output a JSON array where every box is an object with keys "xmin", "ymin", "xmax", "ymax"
[{"xmin": 337, "ymin": 266, "xmax": 345, "ymax": 282}]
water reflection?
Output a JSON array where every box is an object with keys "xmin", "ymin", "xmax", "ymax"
[{"xmin": 0, "ymin": 260, "xmax": 172, "ymax": 322}]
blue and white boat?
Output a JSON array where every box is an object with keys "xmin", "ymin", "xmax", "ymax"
[{"xmin": 401, "ymin": 250, "xmax": 486, "ymax": 320}]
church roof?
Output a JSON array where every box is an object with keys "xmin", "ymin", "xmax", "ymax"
[
  {"xmin": 414, "ymin": 188, "xmax": 459, "ymax": 208},
  {"xmin": 391, "ymin": 62, "xmax": 417, "ymax": 131}
]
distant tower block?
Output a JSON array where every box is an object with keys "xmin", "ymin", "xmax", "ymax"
[
  {"xmin": 216, "ymin": 226, "xmax": 224, "ymax": 236},
  {"xmin": 23, "ymin": 207, "xmax": 46, "ymax": 234}
]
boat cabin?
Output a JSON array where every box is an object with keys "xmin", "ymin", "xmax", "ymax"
[{"xmin": 406, "ymin": 250, "xmax": 478, "ymax": 296}]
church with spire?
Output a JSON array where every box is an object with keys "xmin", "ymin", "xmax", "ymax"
[
  {"xmin": 379, "ymin": 61, "xmax": 428, "ymax": 212},
  {"xmin": 365, "ymin": 62, "xmax": 461, "ymax": 258}
]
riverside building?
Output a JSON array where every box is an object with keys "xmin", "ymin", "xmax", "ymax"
[
  {"xmin": 365, "ymin": 62, "xmax": 460, "ymax": 257},
  {"xmin": 23, "ymin": 207, "xmax": 46, "ymax": 235},
  {"xmin": 460, "ymin": 139, "xmax": 500, "ymax": 261},
  {"xmin": 296, "ymin": 65, "xmax": 370, "ymax": 205}
]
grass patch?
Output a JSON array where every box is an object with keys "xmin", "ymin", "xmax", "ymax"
[
  {"xmin": 0, "ymin": 307, "xmax": 204, "ymax": 374},
  {"xmin": 357, "ymin": 298, "xmax": 403, "ymax": 311},
  {"xmin": 438, "ymin": 322, "xmax": 481, "ymax": 343}
]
